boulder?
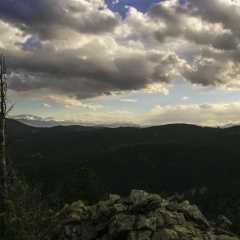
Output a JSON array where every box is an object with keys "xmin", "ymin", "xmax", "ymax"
[
  {"xmin": 50, "ymin": 189, "xmax": 239, "ymax": 240},
  {"xmin": 109, "ymin": 214, "xmax": 136, "ymax": 237},
  {"xmin": 216, "ymin": 215, "xmax": 232, "ymax": 230}
]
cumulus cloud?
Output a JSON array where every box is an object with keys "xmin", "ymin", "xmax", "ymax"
[
  {"xmin": 182, "ymin": 96, "xmax": 189, "ymax": 100},
  {"xmin": 124, "ymin": 0, "xmax": 240, "ymax": 89},
  {"xmin": 6, "ymin": 39, "xmax": 182, "ymax": 100},
  {"xmin": 48, "ymin": 95, "xmax": 103, "ymax": 111},
  {"xmin": 58, "ymin": 110, "xmax": 137, "ymax": 124},
  {"xmin": 111, "ymin": 110, "xmax": 131, "ymax": 114},
  {"xmin": 65, "ymin": 105, "xmax": 73, "ymax": 109},
  {"xmin": 0, "ymin": 0, "xmax": 121, "ymax": 40},
  {"xmin": 2, "ymin": 0, "xmax": 240, "ymax": 106},
  {"xmin": 135, "ymin": 83, "xmax": 169, "ymax": 95},
  {"xmin": 40, "ymin": 103, "xmax": 51, "ymax": 107},
  {"xmin": 142, "ymin": 102, "xmax": 240, "ymax": 126},
  {"xmin": 32, "ymin": 101, "xmax": 240, "ymax": 127},
  {"xmin": 146, "ymin": 0, "xmax": 240, "ymax": 50},
  {"xmin": 120, "ymin": 99, "xmax": 138, "ymax": 102}
]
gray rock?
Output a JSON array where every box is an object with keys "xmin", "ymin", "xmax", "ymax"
[
  {"xmin": 153, "ymin": 228, "xmax": 180, "ymax": 240},
  {"xmin": 109, "ymin": 213, "xmax": 136, "ymax": 238},
  {"xmin": 215, "ymin": 227, "xmax": 237, "ymax": 237},
  {"xmin": 216, "ymin": 215, "xmax": 232, "ymax": 230},
  {"xmin": 98, "ymin": 201, "xmax": 112, "ymax": 219},
  {"xmin": 127, "ymin": 231, "xmax": 138, "ymax": 240},
  {"xmin": 64, "ymin": 226, "xmax": 71, "ymax": 237},
  {"xmin": 147, "ymin": 210, "xmax": 164, "ymax": 229},
  {"xmin": 216, "ymin": 236, "xmax": 239, "ymax": 240},
  {"xmin": 171, "ymin": 224, "xmax": 201, "ymax": 239},
  {"xmin": 109, "ymin": 194, "xmax": 121, "ymax": 204},
  {"xmin": 70, "ymin": 233, "xmax": 78, "ymax": 240},
  {"xmin": 81, "ymin": 226, "xmax": 97, "ymax": 240},
  {"xmin": 136, "ymin": 215, "xmax": 156, "ymax": 231},
  {"xmin": 102, "ymin": 234, "xmax": 110, "ymax": 240},
  {"xmin": 167, "ymin": 201, "xmax": 209, "ymax": 228},
  {"xmin": 138, "ymin": 229, "xmax": 152, "ymax": 240},
  {"xmin": 50, "ymin": 190, "xmax": 239, "ymax": 240},
  {"xmin": 159, "ymin": 209, "xmax": 186, "ymax": 227},
  {"xmin": 130, "ymin": 189, "xmax": 162, "ymax": 212},
  {"xmin": 96, "ymin": 221, "xmax": 108, "ymax": 232}
]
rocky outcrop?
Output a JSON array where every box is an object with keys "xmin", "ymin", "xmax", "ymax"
[{"xmin": 51, "ymin": 189, "xmax": 239, "ymax": 240}]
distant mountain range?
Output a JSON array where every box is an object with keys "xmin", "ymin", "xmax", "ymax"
[
  {"xmin": 10, "ymin": 114, "xmax": 240, "ymax": 128},
  {"xmin": 10, "ymin": 114, "xmax": 140, "ymax": 128}
]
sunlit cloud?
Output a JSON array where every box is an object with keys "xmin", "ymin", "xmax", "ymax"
[
  {"xmin": 40, "ymin": 103, "xmax": 51, "ymax": 108},
  {"xmin": 120, "ymin": 99, "xmax": 138, "ymax": 102},
  {"xmin": 143, "ymin": 102, "xmax": 240, "ymax": 127},
  {"xmin": 65, "ymin": 105, "xmax": 73, "ymax": 108},
  {"xmin": 49, "ymin": 95, "xmax": 103, "ymax": 111}
]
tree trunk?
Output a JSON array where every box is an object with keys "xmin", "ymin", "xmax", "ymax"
[{"xmin": 0, "ymin": 54, "xmax": 7, "ymax": 212}]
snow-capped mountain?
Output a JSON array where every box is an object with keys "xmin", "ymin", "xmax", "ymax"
[{"xmin": 9, "ymin": 114, "xmax": 140, "ymax": 128}]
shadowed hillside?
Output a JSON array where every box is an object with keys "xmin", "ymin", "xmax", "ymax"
[
  {"xmin": 6, "ymin": 119, "xmax": 240, "ymax": 219},
  {"xmin": 6, "ymin": 119, "xmax": 240, "ymax": 162}
]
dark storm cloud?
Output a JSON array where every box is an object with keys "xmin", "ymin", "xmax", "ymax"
[
  {"xmin": 134, "ymin": 0, "xmax": 240, "ymax": 88},
  {"xmin": 148, "ymin": 0, "xmax": 240, "ymax": 50},
  {"xmin": 185, "ymin": 0, "xmax": 240, "ymax": 33},
  {"xmin": 182, "ymin": 59, "xmax": 225, "ymax": 86},
  {"xmin": 6, "ymin": 44, "xmax": 185, "ymax": 99},
  {"xmin": 0, "ymin": 0, "xmax": 121, "ymax": 40}
]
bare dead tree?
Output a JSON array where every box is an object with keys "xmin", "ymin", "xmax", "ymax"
[{"xmin": 0, "ymin": 54, "xmax": 14, "ymax": 212}]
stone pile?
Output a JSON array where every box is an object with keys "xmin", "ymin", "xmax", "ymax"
[{"xmin": 51, "ymin": 189, "xmax": 239, "ymax": 240}]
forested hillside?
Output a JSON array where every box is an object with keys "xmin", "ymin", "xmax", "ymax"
[{"xmin": 5, "ymin": 119, "xmax": 240, "ymax": 221}]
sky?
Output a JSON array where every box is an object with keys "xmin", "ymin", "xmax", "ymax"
[{"xmin": 1, "ymin": 0, "xmax": 240, "ymax": 126}]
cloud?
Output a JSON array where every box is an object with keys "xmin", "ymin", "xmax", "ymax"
[
  {"xmin": 40, "ymin": 103, "xmax": 51, "ymax": 107},
  {"xmin": 146, "ymin": 0, "xmax": 239, "ymax": 50},
  {"xmin": 48, "ymin": 95, "xmax": 103, "ymax": 111},
  {"xmin": 124, "ymin": 0, "xmax": 240, "ymax": 89},
  {"xmin": 6, "ymin": 39, "xmax": 182, "ymax": 100},
  {"xmin": 29, "ymin": 101, "xmax": 240, "ymax": 127},
  {"xmin": 142, "ymin": 102, "xmax": 240, "ymax": 126},
  {"xmin": 120, "ymin": 99, "xmax": 138, "ymax": 102},
  {"xmin": 2, "ymin": 0, "xmax": 240, "ymax": 105},
  {"xmin": 182, "ymin": 96, "xmax": 189, "ymax": 100},
  {"xmin": 58, "ymin": 110, "xmax": 137, "ymax": 124},
  {"xmin": 0, "ymin": 0, "xmax": 121, "ymax": 40},
  {"xmin": 138, "ymin": 83, "xmax": 169, "ymax": 95},
  {"xmin": 65, "ymin": 105, "xmax": 73, "ymax": 109},
  {"xmin": 111, "ymin": 110, "xmax": 131, "ymax": 114}
]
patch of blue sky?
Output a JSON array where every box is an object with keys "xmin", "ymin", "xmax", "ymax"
[
  {"xmin": 105, "ymin": 0, "xmax": 164, "ymax": 19},
  {"xmin": 11, "ymin": 99, "xmax": 56, "ymax": 117},
  {"xmin": 14, "ymin": 35, "xmax": 42, "ymax": 52},
  {"xmin": 179, "ymin": 0, "xmax": 185, "ymax": 4},
  {"xmin": 169, "ymin": 77, "xmax": 240, "ymax": 106},
  {"xmin": 84, "ymin": 80, "xmax": 233, "ymax": 114},
  {"xmin": 106, "ymin": 0, "xmax": 186, "ymax": 19}
]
